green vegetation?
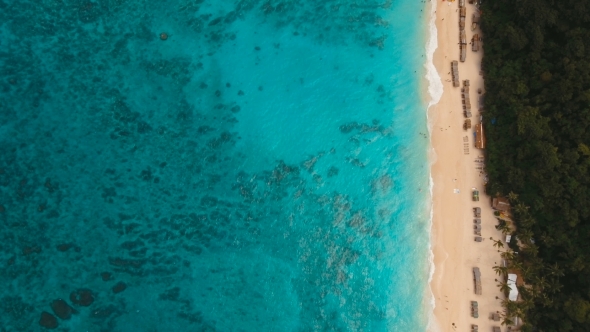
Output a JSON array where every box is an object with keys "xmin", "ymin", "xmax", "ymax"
[{"xmin": 480, "ymin": 0, "xmax": 590, "ymax": 330}]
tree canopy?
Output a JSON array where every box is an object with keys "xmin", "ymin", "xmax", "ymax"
[{"xmin": 481, "ymin": 0, "xmax": 590, "ymax": 330}]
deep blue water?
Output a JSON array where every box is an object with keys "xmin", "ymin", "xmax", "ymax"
[{"xmin": 0, "ymin": 0, "xmax": 432, "ymax": 330}]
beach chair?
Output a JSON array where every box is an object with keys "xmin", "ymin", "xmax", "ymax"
[
  {"xmin": 471, "ymin": 301, "xmax": 479, "ymax": 318},
  {"xmin": 473, "ymin": 207, "xmax": 481, "ymax": 217},
  {"xmin": 474, "ymin": 236, "xmax": 482, "ymax": 242}
]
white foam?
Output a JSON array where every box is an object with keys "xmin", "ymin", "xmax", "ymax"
[
  {"xmin": 424, "ymin": 5, "xmax": 443, "ymax": 112},
  {"xmin": 423, "ymin": 0, "xmax": 443, "ymax": 331}
]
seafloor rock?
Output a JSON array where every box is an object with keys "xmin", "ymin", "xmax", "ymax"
[
  {"xmin": 51, "ymin": 299, "xmax": 74, "ymax": 319},
  {"xmin": 112, "ymin": 281, "xmax": 127, "ymax": 294},
  {"xmin": 101, "ymin": 272, "xmax": 113, "ymax": 281},
  {"xmin": 90, "ymin": 305, "xmax": 118, "ymax": 319},
  {"xmin": 22, "ymin": 246, "xmax": 42, "ymax": 255},
  {"xmin": 70, "ymin": 289, "xmax": 94, "ymax": 306},
  {"xmin": 39, "ymin": 311, "xmax": 58, "ymax": 329},
  {"xmin": 56, "ymin": 243, "xmax": 74, "ymax": 252}
]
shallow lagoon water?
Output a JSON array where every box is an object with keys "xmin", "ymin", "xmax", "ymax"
[{"xmin": 0, "ymin": 0, "xmax": 431, "ymax": 330}]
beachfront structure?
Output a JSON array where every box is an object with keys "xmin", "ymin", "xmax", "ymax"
[
  {"xmin": 473, "ymin": 267, "xmax": 482, "ymax": 295},
  {"xmin": 464, "ymin": 118, "xmax": 472, "ymax": 130},
  {"xmin": 460, "ymin": 30, "xmax": 467, "ymax": 45},
  {"xmin": 472, "ymin": 12, "xmax": 480, "ymax": 31},
  {"xmin": 462, "ymin": 80, "xmax": 472, "ymax": 117},
  {"xmin": 451, "ymin": 61, "xmax": 460, "ymax": 87},
  {"xmin": 478, "ymin": 95, "xmax": 484, "ymax": 112},
  {"xmin": 472, "ymin": 34, "xmax": 480, "ymax": 52},
  {"xmin": 492, "ymin": 197, "xmax": 511, "ymax": 211},
  {"xmin": 508, "ymin": 273, "xmax": 519, "ymax": 301},
  {"xmin": 460, "ymin": 44, "xmax": 467, "ymax": 62},
  {"xmin": 474, "ymin": 123, "xmax": 485, "ymax": 148}
]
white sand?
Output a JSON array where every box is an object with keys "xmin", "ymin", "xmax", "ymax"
[{"xmin": 429, "ymin": 1, "xmax": 507, "ymax": 331}]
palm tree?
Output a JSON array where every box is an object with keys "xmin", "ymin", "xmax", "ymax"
[
  {"xmin": 493, "ymin": 265, "xmax": 509, "ymax": 277},
  {"xmin": 492, "ymin": 239, "xmax": 505, "ymax": 249},
  {"xmin": 501, "ymin": 315, "xmax": 515, "ymax": 326},
  {"xmin": 533, "ymin": 276, "xmax": 549, "ymax": 291},
  {"xmin": 520, "ymin": 265, "xmax": 534, "ymax": 281},
  {"xmin": 498, "ymin": 281, "xmax": 511, "ymax": 294},
  {"xmin": 513, "ymin": 202, "xmax": 529, "ymax": 216},
  {"xmin": 502, "ymin": 299, "xmax": 525, "ymax": 318},
  {"xmin": 547, "ymin": 263, "xmax": 564, "ymax": 277},
  {"xmin": 545, "ymin": 277, "xmax": 563, "ymax": 294},
  {"xmin": 518, "ymin": 229, "xmax": 534, "ymax": 245},
  {"xmin": 507, "ymin": 191, "xmax": 519, "ymax": 202},
  {"xmin": 520, "ymin": 216, "xmax": 536, "ymax": 228},
  {"xmin": 508, "ymin": 260, "xmax": 523, "ymax": 272},
  {"xmin": 498, "ymin": 223, "xmax": 512, "ymax": 235},
  {"xmin": 522, "ymin": 244, "xmax": 538, "ymax": 256},
  {"xmin": 501, "ymin": 250, "xmax": 516, "ymax": 261}
]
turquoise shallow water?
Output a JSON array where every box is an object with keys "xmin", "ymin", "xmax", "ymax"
[{"xmin": 0, "ymin": 0, "xmax": 431, "ymax": 330}]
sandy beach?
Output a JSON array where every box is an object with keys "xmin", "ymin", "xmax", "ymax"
[{"xmin": 428, "ymin": 1, "xmax": 506, "ymax": 331}]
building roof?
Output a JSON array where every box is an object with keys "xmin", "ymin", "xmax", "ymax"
[
  {"xmin": 508, "ymin": 273, "xmax": 519, "ymax": 301},
  {"xmin": 475, "ymin": 123, "xmax": 485, "ymax": 149},
  {"xmin": 492, "ymin": 197, "xmax": 511, "ymax": 211}
]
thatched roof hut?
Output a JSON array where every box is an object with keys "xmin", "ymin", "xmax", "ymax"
[
  {"xmin": 492, "ymin": 197, "xmax": 511, "ymax": 211},
  {"xmin": 472, "ymin": 34, "xmax": 480, "ymax": 52},
  {"xmin": 475, "ymin": 123, "xmax": 485, "ymax": 149}
]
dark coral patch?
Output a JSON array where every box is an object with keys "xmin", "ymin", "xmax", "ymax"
[
  {"xmin": 101, "ymin": 272, "xmax": 112, "ymax": 281},
  {"xmin": 39, "ymin": 311, "xmax": 58, "ymax": 329},
  {"xmin": 51, "ymin": 299, "xmax": 74, "ymax": 319},
  {"xmin": 112, "ymin": 281, "xmax": 127, "ymax": 294},
  {"xmin": 70, "ymin": 289, "xmax": 94, "ymax": 306},
  {"xmin": 56, "ymin": 243, "xmax": 74, "ymax": 252},
  {"xmin": 22, "ymin": 246, "xmax": 42, "ymax": 255}
]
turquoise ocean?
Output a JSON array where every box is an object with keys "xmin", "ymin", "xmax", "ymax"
[{"xmin": 0, "ymin": 0, "xmax": 436, "ymax": 330}]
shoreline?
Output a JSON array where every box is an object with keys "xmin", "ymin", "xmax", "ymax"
[
  {"xmin": 426, "ymin": 1, "xmax": 506, "ymax": 331},
  {"xmin": 423, "ymin": 0, "xmax": 442, "ymax": 330}
]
